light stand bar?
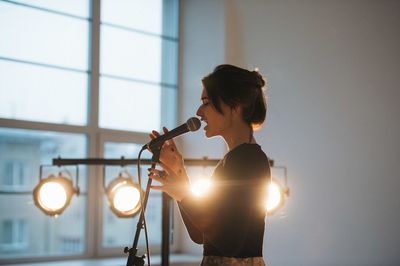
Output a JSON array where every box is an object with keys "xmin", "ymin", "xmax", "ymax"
[{"xmin": 52, "ymin": 157, "xmax": 222, "ymax": 166}]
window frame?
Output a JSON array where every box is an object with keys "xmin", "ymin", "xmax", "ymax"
[{"xmin": 0, "ymin": 0, "xmax": 180, "ymax": 264}]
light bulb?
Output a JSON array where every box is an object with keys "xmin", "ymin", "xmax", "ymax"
[
  {"xmin": 113, "ymin": 185, "xmax": 141, "ymax": 213},
  {"xmin": 266, "ymin": 181, "xmax": 283, "ymax": 213},
  {"xmin": 39, "ymin": 182, "xmax": 68, "ymax": 211}
]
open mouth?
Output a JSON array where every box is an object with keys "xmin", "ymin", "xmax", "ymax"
[{"xmin": 200, "ymin": 118, "xmax": 208, "ymax": 130}]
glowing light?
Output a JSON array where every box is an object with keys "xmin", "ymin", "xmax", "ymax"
[
  {"xmin": 105, "ymin": 175, "xmax": 143, "ymax": 217},
  {"xmin": 38, "ymin": 182, "xmax": 68, "ymax": 211},
  {"xmin": 113, "ymin": 185, "xmax": 141, "ymax": 213},
  {"xmin": 191, "ymin": 178, "xmax": 212, "ymax": 197},
  {"xmin": 33, "ymin": 174, "xmax": 77, "ymax": 216},
  {"xmin": 266, "ymin": 181, "xmax": 283, "ymax": 213}
]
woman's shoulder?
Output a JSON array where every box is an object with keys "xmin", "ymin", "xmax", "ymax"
[
  {"xmin": 220, "ymin": 143, "xmax": 270, "ymax": 181},
  {"xmin": 224, "ymin": 143, "xmax": 269, "ymax": 168},
  {"xmin": 227, "ymin": 143, "xmax": 267, "ymax": 158}
]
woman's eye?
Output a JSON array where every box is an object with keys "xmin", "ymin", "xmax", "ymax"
[{"xmin": 200, "ymin": 98, "xmax": 210, "ymax": 106}]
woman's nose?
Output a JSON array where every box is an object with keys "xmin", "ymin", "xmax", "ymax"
[{"xmin": 196, "ymin": 106, "xmax": 202, "ymax": 117}]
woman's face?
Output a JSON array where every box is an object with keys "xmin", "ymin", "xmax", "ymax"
[{"xmin": 196, "ymin": 88, "xmax": 233, "ymax": 138}]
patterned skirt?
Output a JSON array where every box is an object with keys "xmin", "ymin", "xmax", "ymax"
[{"xmin": 200, "ymin": 256, "xmax": 266, "ymax": 266}]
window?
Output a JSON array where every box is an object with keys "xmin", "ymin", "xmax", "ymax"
[
  {"xmin": 0, "ymin": 219, "xmax": 28, "ymax": 252},
  {"xmin": 60, "ymin": 236, "xmax": 83, "ymax": 253},
  {"xmin": 0, "ymin": 0, "xmax": 90, "ymax": 125},
  {"xmin": 0, "ymin": 128, "xmax": 87, "ymax": 259},
  {"xmin": 99, "ymin": 0, "xmax": 178, "ymax": 132},
  {"xmin": 1, "ymin": 160, "xmax": 30, "ymax": 191},
  {"xmin": 0, "ymin": 0, "xmax": 179, "ymax": 263}
]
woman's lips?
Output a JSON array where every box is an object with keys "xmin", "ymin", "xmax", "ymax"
[{"xmin": 201, "ymin": 119, "xmax": 208, "ymax": 130}]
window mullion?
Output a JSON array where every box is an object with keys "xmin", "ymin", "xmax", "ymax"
[{"xmin": 86, "ymin": 0, "xmax": 101, "ymax": 259}]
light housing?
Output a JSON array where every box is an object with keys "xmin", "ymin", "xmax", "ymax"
[
  {"xmin": 105, "ymin": 174, "xmax": 143, "ymax": 218},
  {"xmin": 33, "ymin": 173, "xmax": 79, "ymax": 217}
]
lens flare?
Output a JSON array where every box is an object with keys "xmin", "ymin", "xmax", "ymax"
[
  {"xmin": 113, "ymin": 185, "xmax": 141, "ymax": 213},
  {"xmin": 191, "ymin": 179, "xmax": 212, "ymax": 197},
  {"xmin": 266, "ymin": 181, "xmax": 282, "ymax": 213},
  {"xmin": 38, "ymin": 182, "xmax": 68, "ymax": 211}
]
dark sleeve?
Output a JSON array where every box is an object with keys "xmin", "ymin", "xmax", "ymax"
[
  {"xmin": 179, "ymin": 147, "xmax": 270, "ymax": 256},
  {"xmin": 177, "ymin": 203, "xmax": 204, "ymax": 244}
]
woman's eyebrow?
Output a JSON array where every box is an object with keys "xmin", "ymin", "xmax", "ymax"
[{"xmin": 201, "ymin": 97, "xmax": 208, "ymax": 101}]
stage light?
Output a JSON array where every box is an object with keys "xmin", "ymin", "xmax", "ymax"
[
  {"xmin": 266, "ymin": 178, "xmax": 289, "ymax": 215},
  {"xmin": 105, "ymin": 171, "xmax": 143, "ymax": 218},
  {"xmin": 191, "ymin": 178, "xmax": 213, "ymax": 197},
  {"xmin": 33, "ymin": 173, "xmax": 79, "ymax": 217}
]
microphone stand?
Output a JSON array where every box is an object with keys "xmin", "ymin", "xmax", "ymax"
[{"xmin": 124, "ymin": 145, "xmax": 161, "ymax": 266}]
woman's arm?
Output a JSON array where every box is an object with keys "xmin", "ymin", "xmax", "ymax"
[
  {"xmin": 178, "ymin": 179, "xmax": 265, "ymax": 255},
  {"xmin": 178, "ymin": 203, "xmax": 204, "ymax": 244}
]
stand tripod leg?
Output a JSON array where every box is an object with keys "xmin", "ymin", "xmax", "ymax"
[
  {"xmin": 125, "ymin": 159, "xmax": 158, "ymax": 266},
  {"xmin": 161, "ymin": 192, "xmax": 171, "ymax": 266}
]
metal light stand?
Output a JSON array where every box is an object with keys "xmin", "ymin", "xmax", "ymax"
[
  {"xmin": 52, "ymin": 156, "xmax": 220, "ymax": 266},
  {"xmin": 124, "ymin": 146, "xmax": 160, "ymax": 266}
]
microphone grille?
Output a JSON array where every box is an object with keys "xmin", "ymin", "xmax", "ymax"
[{"xmin": 186, "ymin": 117, "xmax": 201, "ymax": 132}]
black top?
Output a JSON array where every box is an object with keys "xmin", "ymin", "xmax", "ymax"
[{"xmin": 178, "ymin": 143, "xmax": 271, "ymax": 258}]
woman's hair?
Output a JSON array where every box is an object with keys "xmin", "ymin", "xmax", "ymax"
[{"xmin": 202, "ymin": 64, "xmax": 267, "ymax": 130}]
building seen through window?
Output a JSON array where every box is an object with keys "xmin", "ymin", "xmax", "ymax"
[{"xmin": 0, "ymin": 219, "xmax": 28, "ymax": 252}]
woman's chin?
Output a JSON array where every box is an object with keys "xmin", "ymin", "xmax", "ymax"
[
  {"xmin": 204, "ymin": 127, "xmax": 216, "ymax": 138},
  {"xmin": 204, "ymin": 126, "xmax": 211, "ymax": 138}
]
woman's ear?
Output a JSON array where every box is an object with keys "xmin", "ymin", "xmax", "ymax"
[{"xmin": 232, "ymin": 104, "xmax": 243, "ymax": 117}]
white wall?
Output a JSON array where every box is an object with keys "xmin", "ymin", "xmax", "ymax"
[
  {"xmin": 175, "ymin": 0, "xmax": 226, "ymax": 255},
  {"xmin": 178, "ymin": 1, "xmax": 400, "ymax": 266},
  {"xmin": 177, "ymin": 0, "xmax": 226, "ymax": 159}
]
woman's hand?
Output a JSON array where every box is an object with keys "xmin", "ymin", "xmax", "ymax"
[
  {"xmin": 149, "ymin": 127, "xmax": 185, "ymax": 174},
  {"xmin": 148, "ymin": 162, "xmax": 191, "ymax": 202}
]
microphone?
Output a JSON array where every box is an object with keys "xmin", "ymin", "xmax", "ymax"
[{"xmin": 143, "ymin": 117, "xmax": 201, "ymax": 151}]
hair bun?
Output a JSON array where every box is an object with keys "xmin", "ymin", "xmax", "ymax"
[{"xmin": 252, "ymin": 70, "xmax": 265, "ymax": 88}]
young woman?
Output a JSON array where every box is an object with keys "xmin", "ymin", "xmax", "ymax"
[{"xmin": 148, "ymin": 64, "xmax": 271, "ymax": 266}]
